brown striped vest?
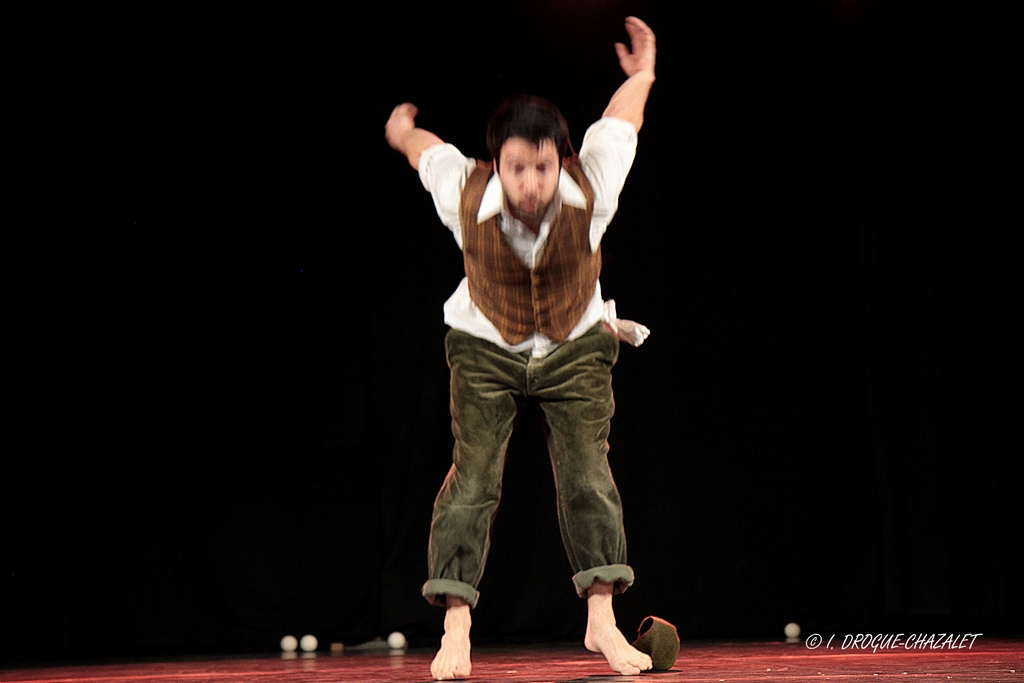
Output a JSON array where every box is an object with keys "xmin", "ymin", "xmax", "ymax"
[{"xmin": 459, "ymin": 157, "xmax": 600, "ymax": 345}]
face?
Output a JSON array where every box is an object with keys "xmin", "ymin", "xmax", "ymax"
[{"xmin": 495, "ymin": 137, "xmax": 560, "ymax": 227}]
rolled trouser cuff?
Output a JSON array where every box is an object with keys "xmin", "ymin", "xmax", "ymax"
[
  {"xmin": 572, "ymin": 564, "xmax": 634, "ymax": 597},
  {"xmin": 422, "ymin": 579, "xmax": 481, "ymax": 608}
]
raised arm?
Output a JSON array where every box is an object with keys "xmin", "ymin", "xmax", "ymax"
[
  {"xmin": 385, "ymin": 103, "xmax": 444, "ymax": 170},
  {"xmin": 602, "ymin": 16, "xmax": 656, "ymax": 132}
]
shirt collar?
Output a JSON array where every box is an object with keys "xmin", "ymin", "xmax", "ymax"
[{"xmin": 477, "ymin": 166, "xmax": 588, "ymax": 223}]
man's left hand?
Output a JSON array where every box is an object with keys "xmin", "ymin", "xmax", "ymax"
[{"xmin": 614, "ymin": 16, "xmax": 656, "ymax": 77}]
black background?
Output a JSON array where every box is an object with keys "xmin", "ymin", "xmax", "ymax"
[{"xmin": 6, "ymin": 0, "xmax": 1020, "ymax": 664}]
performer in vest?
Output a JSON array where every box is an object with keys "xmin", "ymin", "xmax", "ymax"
[{"xmin": 386, "ymin": 16, "xmax": 657, "ymax": 680}]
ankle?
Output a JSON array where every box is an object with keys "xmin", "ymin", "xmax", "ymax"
[
  {"xmin": 586, "ymin": 581, "xmax": 617, "ymax": 620},
  {"xmin": 444, "ymin": 596, "xmax": 472, "ymax": 633}
]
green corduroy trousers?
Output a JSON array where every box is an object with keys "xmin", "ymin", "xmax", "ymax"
[{"xmin": 422, "ymin": 322, "xmax": 634, "ymax": 608}]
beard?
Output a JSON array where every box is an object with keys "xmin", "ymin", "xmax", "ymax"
[{"xmin": 509, "ymin": 196, "xmax": 551, "ymax": 226}]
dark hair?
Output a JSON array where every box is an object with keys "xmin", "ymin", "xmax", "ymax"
[{"xmin": 486, "ymin": 95, "xmax": 570, "ymax": 169}]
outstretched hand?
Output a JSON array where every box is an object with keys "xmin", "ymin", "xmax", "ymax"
[
  {"xmin": 614, "ymin": 16, "xmax": 656, "ymax": 78},
  {"xmin": 385, "ymin": 102, "xmax": 444, "ymax": 170},
  {"xmin": 385, "ymin": 103, "xmax": 419, "ymax": 152}
]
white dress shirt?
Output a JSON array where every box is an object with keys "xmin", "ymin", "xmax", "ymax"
[{"xmin": 418, "ymin": 116, "xmax": 638, "ymax": 357}]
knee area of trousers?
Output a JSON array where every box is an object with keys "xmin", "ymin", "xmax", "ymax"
[
  {"xmin": 561, "ymin": 481, "xmax": 620, "ymax": 506},
  {"xmin": 445, "ymin": 475, "xmax": 502, "ymax": 505}
]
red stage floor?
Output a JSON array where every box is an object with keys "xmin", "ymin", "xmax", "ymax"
[{"xmin": 1, "ymin": 639, "xmax": 1020, "ymax": 683}]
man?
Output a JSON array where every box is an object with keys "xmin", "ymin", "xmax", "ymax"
[{"xmin": 385, "ymin": 16, "xmax": 657, "ymax": 680}]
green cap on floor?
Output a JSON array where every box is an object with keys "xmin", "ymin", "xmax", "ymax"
[{"xmin": 632, "ymin": 616, "xmax": 680, "ymax": 671}]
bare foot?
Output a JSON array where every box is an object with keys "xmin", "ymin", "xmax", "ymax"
[
  {"xmin": 584, "ymin": 581, "xmax": 653, "ymax": 676},
  {"xmin": 431, "ymin": 596, "xmax": 472, "ymax": 680}
]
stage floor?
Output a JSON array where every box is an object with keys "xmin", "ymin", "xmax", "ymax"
[{"xmin": 1, "ymin": 639, "xmax": 1020, "ymax": 683}]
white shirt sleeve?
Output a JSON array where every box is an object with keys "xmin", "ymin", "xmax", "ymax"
[
  {"xmin": 577, "ymin": 117, "xmax": 638, "ymax": 250},
  {"xmin": 418, "ymin": 143, "xmax": 477, "ymax": 249}
]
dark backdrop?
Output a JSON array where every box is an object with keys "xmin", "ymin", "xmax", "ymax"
[{"xmin": 7, "ymin": 0, "xmax": 1020, "ymax": 665}]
